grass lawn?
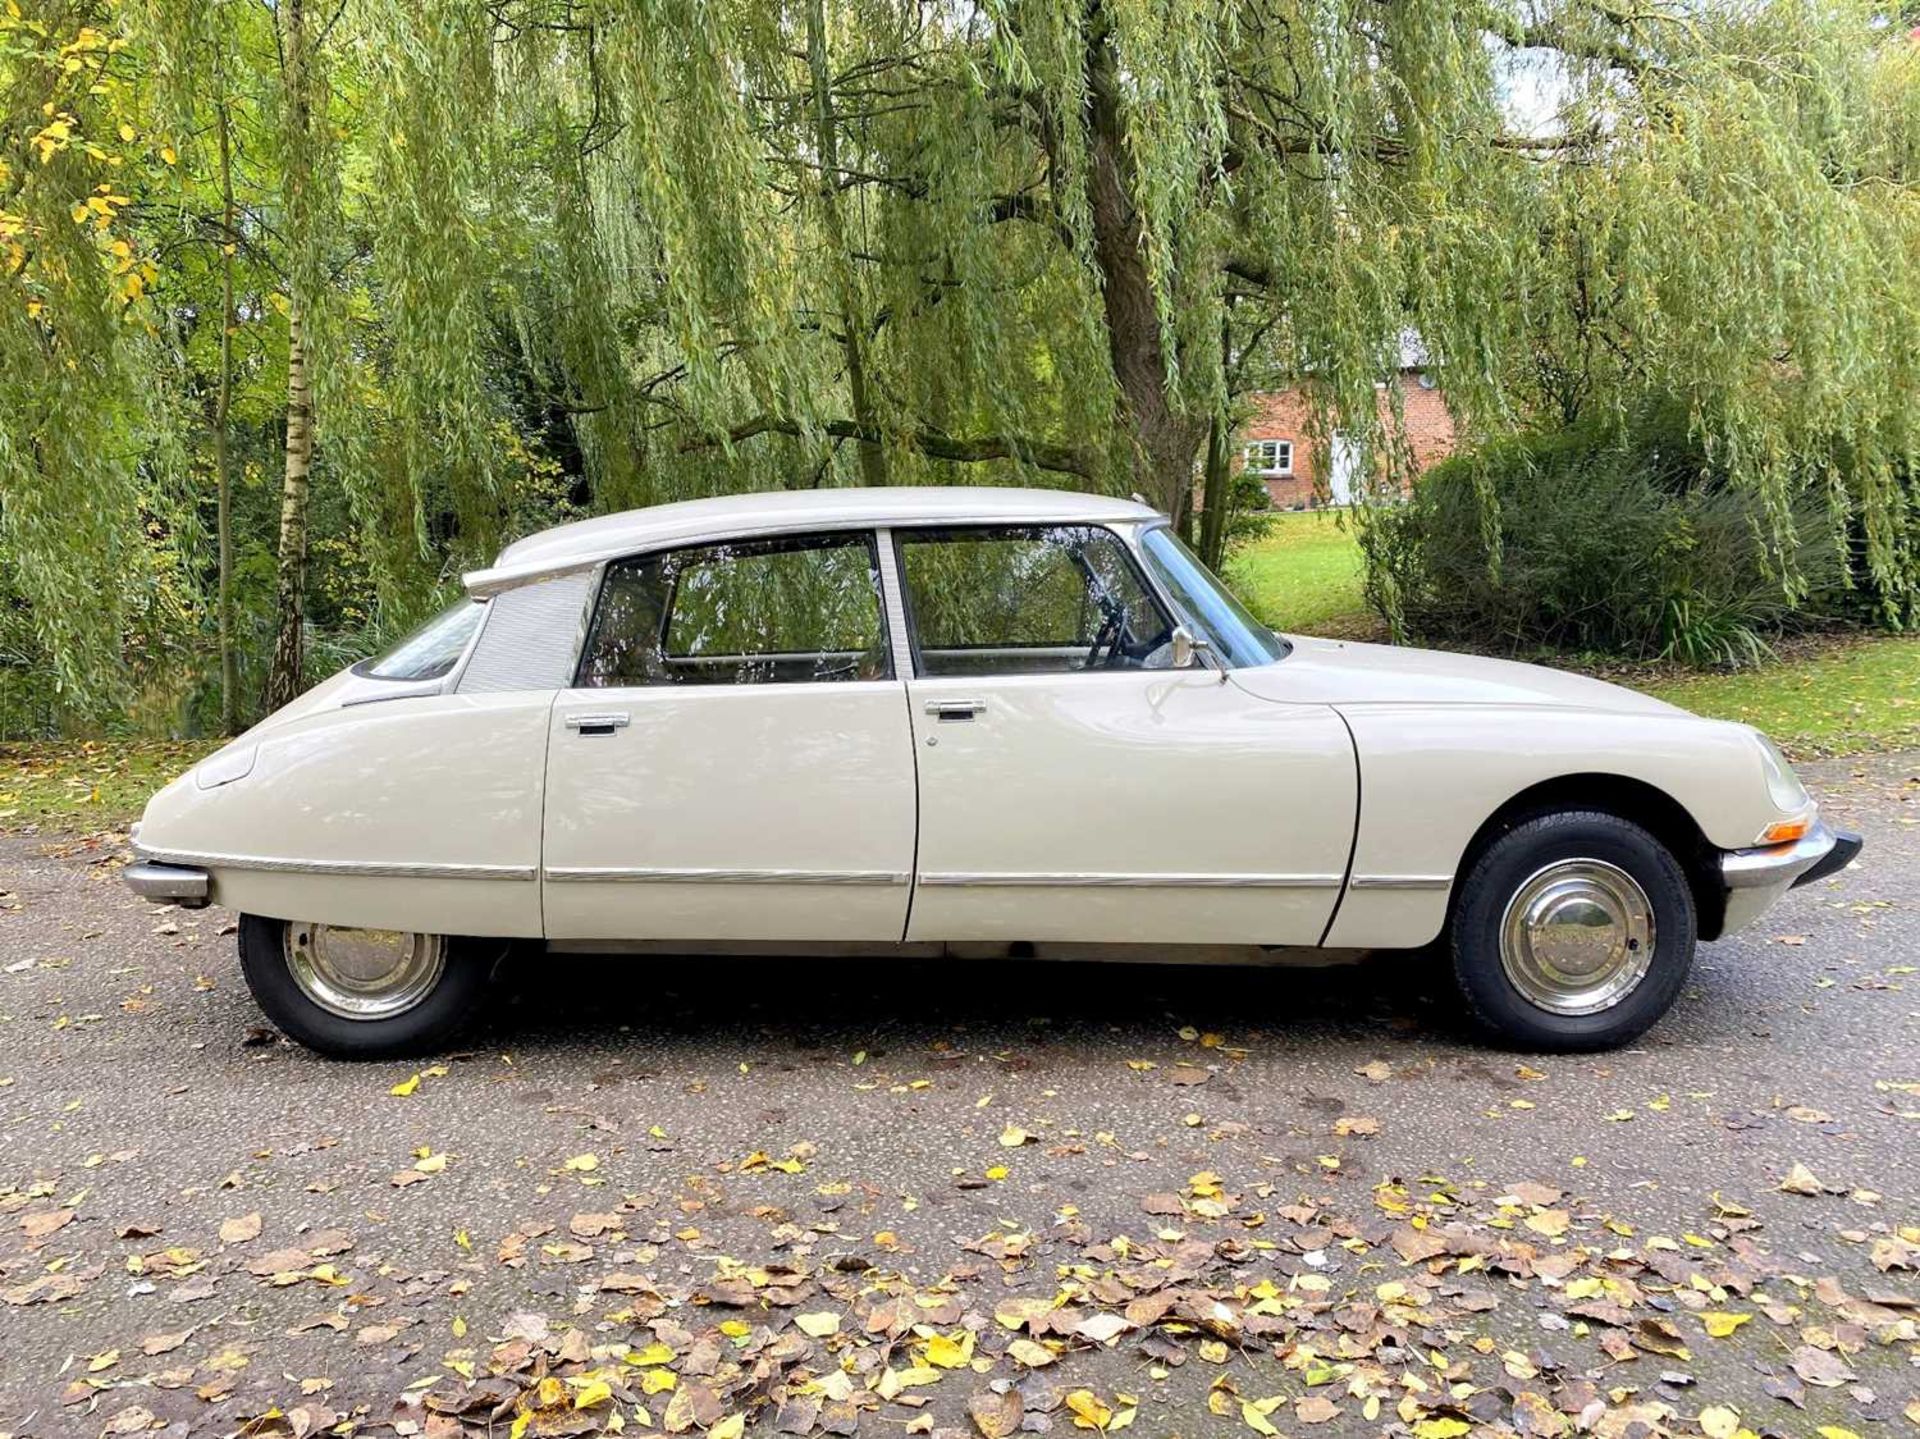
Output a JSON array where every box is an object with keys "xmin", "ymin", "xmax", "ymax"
[
  {"xmin": 0, "ymin": 738, "xmax": 217, "ymax": 835},
  {"xmin": 1632, "ymin": 635, "xmax": 1919, "ymax": 758},
  {"xmin": 1226, "ymin": 511, "xmax": 1380, "ymax": 638},
  {"xmin": 1227, "ymin": 511, "xmax": 1918, "ymax": 758}
]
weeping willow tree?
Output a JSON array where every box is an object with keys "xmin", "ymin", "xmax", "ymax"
[
  {"xmin": 468, "ymin": 0, "xmax": 1528, "ymax": 511},
  {"xmin": 1495, "ymin": 0, "xmax": 1920, "ymax": 625},
  {"xmin": 1, "ymin": 0, "xmax": 1916, "ymax": 724},
  {"xmin": 374, "ymin": 0, "xmax": 1920, "ymax": 606}
]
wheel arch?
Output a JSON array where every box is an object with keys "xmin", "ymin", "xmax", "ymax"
[{"xmin": 1457, "ymin": 772, "xmax": 1728, "ymax": 939}]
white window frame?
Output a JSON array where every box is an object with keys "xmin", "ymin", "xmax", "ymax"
[{"xmin": 1242, "ymin": 439, "xmax": 1294, "ymax": 477}]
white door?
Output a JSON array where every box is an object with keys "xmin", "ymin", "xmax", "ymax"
[
  {"xmin": 893, "ymin": 524, "xmax": 1357, "ymax": 946},
  {"xmin": 542, "ymin": 531, "xmax": 916, "ymax": 942},
  {"xmin": 1328, "ymin": 433, "xmax": 1361, "ymax": 506}
]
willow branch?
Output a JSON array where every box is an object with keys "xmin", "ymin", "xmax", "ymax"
[{"xmin": 685, "ymin": 417, "xmax": 1096, "ymax": 478}]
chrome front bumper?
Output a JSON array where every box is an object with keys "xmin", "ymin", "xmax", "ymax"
[
  {"xmin": 123, "ymin": 861, "xmax": 211, "ymax": 908},
  {"xmin": 1718, "ymin": 821, "xmax": 1863, "ymax": 934}
]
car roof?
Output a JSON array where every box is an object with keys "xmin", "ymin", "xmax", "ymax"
[{"xmin": 465, "ymin": 485, "xmax": 1163, "ymax": 596}]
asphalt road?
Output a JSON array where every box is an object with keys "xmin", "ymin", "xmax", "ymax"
[{"xmin": 1, "ymin": 755, "xmax": 1914, "ymax": 1439}]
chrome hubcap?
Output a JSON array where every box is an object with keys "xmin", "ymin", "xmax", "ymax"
[
  {"xmin": 1498, "ymin": 859, "xmax": 1655, "ymax": 1016},
  {"xmin": 284, "ymin": 924, "xmax": 445, "ymax": 1020}
]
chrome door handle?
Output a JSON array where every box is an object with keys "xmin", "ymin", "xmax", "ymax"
[
  {"xmin": 925, "ymin": 698, "xmax": 987, "ymax": 721},
  {"xmin": 566, "ymin": 712, "xmax": 630, "ymax": 736}
]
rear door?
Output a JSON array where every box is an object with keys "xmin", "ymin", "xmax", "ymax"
[
  {"xmin": 542, "ymin": 530, "xmax": 917, "ymax": 942},
  {"xmin": 894, "ymin": 524, "xmax": 1356, "ymax": 946}
]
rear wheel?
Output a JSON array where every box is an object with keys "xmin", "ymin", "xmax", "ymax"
[
  {"xmin": 1448, "ymin": 811, "xmax": 1696, "ymax": 1051},
  {"xmin": 237, "ymin": 914, "xmax": 497, "ymax": 1058}
]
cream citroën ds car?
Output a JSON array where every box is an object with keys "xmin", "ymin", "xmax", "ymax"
[{"xmin": 125, "ymin": 487, "xmax": 1860, "ymax": 1057}]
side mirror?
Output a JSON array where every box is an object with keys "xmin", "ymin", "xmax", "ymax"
[{"xmin": 1171, "ymin": 624, "xmax": 1213, "ymax": 671}]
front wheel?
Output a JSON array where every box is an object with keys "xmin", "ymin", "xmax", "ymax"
[
  {"xmin": 237, "ymin": 914, "xmax": 497, "ymax": 1058},
  {"xmin": 1448, "ymin": 811, "xmax": 1696, "ymax": 1051}
]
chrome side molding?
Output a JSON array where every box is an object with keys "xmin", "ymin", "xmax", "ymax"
[
  {"xmin": 544, "ymin": 866, "xmax": 909, "ymax": 885},
  {"xmin": 917, "ymin": 871, "xmax": 1344, "ymax": 888}
]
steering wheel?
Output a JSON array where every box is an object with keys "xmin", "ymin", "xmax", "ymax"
[{"xmin": 1085, "ymin": 604, "xmax": 1125, "ymax": 669}]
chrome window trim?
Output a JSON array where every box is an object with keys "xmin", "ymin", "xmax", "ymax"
[
  {"xmin": 567, "ymin": 562, "xmax": 606, "ymax": 687},
  {"xmin": 571, "ymin": 532, "xmax": 894, "ymax": 691},
  {"xmin": 467, "ymin": 509, "xmax": 1164, "ymax": 599},
  {"xmin": 544, "ymin": 866, "xmax": 909, "ymax": 885},
  {"xmin": 890, "ymin": 521, "xmax": 1176, "ymax": 681},
  {"xmin": 133, "ymin": 845, "xmax": 534, "ymax": 882},
  {"xmin": 917, "ymin": 871, "xmax": 1344, "ymax": 889},
  {"xmin": 1134, "ymin": 520, "xmax": 1289, "ymax": 669},
  {"xmin": 1125, "ymin": 520, "xmax": 1210, "ymax": 667},
  {"xmin": 443, "ymin": 595, "xmax": 492, "ymax": 692}
]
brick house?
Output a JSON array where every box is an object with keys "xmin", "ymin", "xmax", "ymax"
[{"xmin": 1238, "ymin": 363, "xmax": 1456, "ymax": 510}]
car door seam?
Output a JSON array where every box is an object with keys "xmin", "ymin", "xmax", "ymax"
[
  {"xmin": 1316, "ymin": 706, "xmax": 1364, "ymax": 947},
  {"xmin": 539, "ymin": 688, "xmax": 560, "ymax": 938},
  {"xmin": 875, "ymin": 526, "xmax": 923, "ymax": 945},
  {"xmin": 900, "ymin": 680, "xmax": 923, "ymax": 943}
]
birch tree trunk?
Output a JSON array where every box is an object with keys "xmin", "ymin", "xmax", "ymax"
[
  {"xmin": 262, "ymin": 0, "xmax": 313, "ymax": 711},
  {"xmin": 263, "ymin": 298, "xmax": 312, "ymax": 710},
  {"xmin": 214, "ymin": 76, "xmax": 238, "ymax": 732}
]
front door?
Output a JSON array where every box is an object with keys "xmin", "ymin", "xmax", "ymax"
[
  {"xmin": 893, "ymin": 524, "xmax": 1357, "ymax": 946},
  {"xmin": 1328, "ymin": 433, "xmax": 1361, "ymax": 506},
  {"xmin": 543, "ymin": 530, "xmax": 916, "ymax": 942}
]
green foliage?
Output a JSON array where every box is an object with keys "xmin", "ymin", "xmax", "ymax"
[
  {"xmin": 1, "ymin": 0, "xmax": 1917, "ymax": 733},
  {"xmin": 1221, "ymin": 469, "xmax": 1274, "ymax": 556},
  {"xmin": 1361, "ymin": 409, "xmax": 1848, "ymax": 665}
]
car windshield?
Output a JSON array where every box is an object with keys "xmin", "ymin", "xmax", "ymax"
[
  {"xmin": 360, "ymin": 600, "xmax": 487, "ymax": 681},
  {"xmin": 1138, "ymin": 527, "xmax": 1287, "ymax": 669}
]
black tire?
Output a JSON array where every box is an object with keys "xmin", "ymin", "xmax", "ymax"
[
  {"xmin": 1448, "ymin": 810, "xmax": 1696, "ymax": 1052},
  {"xmin": 237, "ymin": 913, "xmax": 497, "ymax": 1059}
]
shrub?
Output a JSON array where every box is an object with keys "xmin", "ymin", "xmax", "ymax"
[
  {"xmin": 1222, "ymin": 466, "xmax": 1275, "ymax": 556},
  {"xmin": 1361, "ymin": 408, "xmax": 1846, "ymax": 667}
]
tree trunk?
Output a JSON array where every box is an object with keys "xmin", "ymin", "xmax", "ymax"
[
  {"xmin": 214, "ymin": 78, "xmax": 237, "ymax": 733},
  {"xmin": 263, "ymin": 297, "xmax": 312, "ymax": 710},
  {"xmin": 805, "ymin": 0, "xmax": 888, "ymax": 487},
  {"xmin": 1197, "ymin": 309, "xmax": 1235, "ymax": 566},
  {"xmin": 1198, "ymin": 408, "xmax": 1233, "ymax": 567},
  {"xmin": 1082, "ymin": 3, "xmax": 1205, "ymax": 515},
  {"xmin": 263, "ymin": 0, "xmax": 313, "ymax": 712}
]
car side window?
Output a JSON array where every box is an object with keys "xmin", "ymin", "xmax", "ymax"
[
  {"xmin": 578, "ymin": 532, "xmax": 891, "ymax": 687},
  {"xmin": 896, "ymin": 525, "xmax": 1174, "ymax": 677}
]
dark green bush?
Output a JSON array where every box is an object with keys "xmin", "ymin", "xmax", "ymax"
[{"xmin": 1361, "ymin": 408, "xmax": 1846, "ymax": 667}]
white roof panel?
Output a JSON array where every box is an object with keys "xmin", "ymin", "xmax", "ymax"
[{"xmin": 466, "ymin": 486, "xmax": 1161, "ymax": 596}]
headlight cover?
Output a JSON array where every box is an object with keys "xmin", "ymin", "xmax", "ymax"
[{"xmin": 1752, "ymin": 729, "xmax": 1809, "ymax": 815}]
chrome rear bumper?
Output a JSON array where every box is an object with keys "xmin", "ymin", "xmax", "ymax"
[{"xmin": 123, "ymin": 861, "xmax": 211, "ymax": 908}]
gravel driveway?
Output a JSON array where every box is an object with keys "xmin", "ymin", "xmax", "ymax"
[{"xmin": 1, "ymin": 755, "xmax": 1914, "ymax": 1439}]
